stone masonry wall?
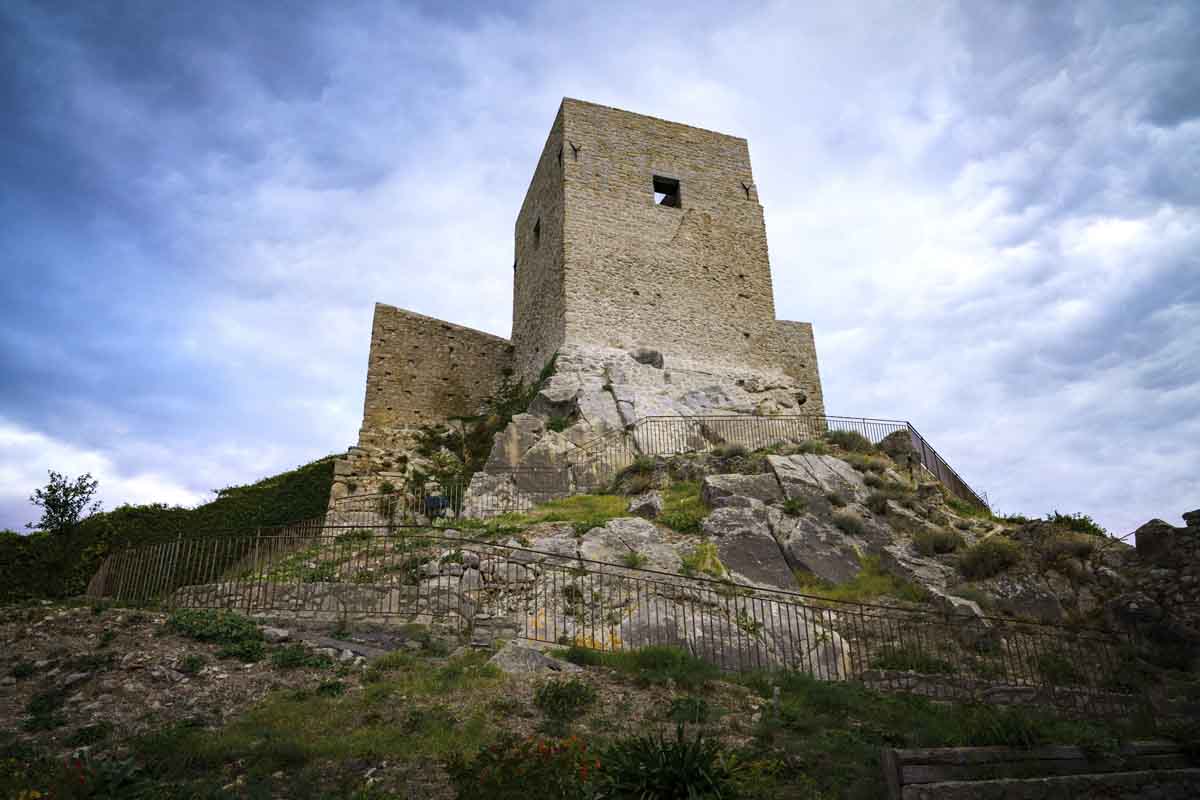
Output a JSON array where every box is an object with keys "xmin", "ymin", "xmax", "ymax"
[
  {"xmin": 511, "ymin": 108, "xmax": 567, "ymax": 383},
  {"xmin": 557, "ymin": 99, "xmax": 781, "ymax": 374},
  {"xmin": 358, "ymin": 303, "xmax": 513, "ymax": 447},
  {"xmin": 765, "ymin": 320, "xmax": 826, "ymax": 416}
]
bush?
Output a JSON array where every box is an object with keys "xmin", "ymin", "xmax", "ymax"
[
  {"xmin": 1042, "ymin": 532, "xmax": 1096, "ymax": 564},
  {"xmin": 826, "ymin": 490, "xmax": 848, "ymax": 508},
  {"xmin": 620, "ymin": 550, "xmax": 648, "ymax": 569},
  {"xmin": 1046, "ymin": 511, "xmax": 1108, "ymax": 538},
  {"xmin": 782, "ymin": 497, "xmax": 807, "ymax": 516},
  {"xmin": 711, "ymin": 443, "xmax": 749, "ymax": 459},
  {"xmin": 667, "ymin": 696, "xmax": 711, "ymax": 724},
  {"xmin": 447, "ymin": 734, "xmax": 597, "ymax": 800},
  {"xmin": 562, "ymin": 645, "xmax": 719, "ymax": 692},
  {"xmin": 825, "ymin": 430, "xmax": 874, "ymax": 453},
  {"xmin": 658, "ymin": 482, "xmax": 707, "ymax": 534},
  {"xmin": 959, "ymin": 537, "xmax": 1022, "ymax": 580},
  {"xmin": 913, "ymin": 528, "xmax": 965, "ymax": 556},
  {"xmin": 178, "ymin": 654, "xmax": 205, "ymax": 675},
  {"xmin": 534, "ymin": 678, "xmax": 597, "ymax": 728},
  {"xmin": 871, "ymin": 646, "xmax": 957, "ymax": 674},
  {"xmin": 865, "ymin": 492, "xmax": 890, "ymax": 515},
  {"xmin": 168, "ymin": 609, "xmax": 264, "ymax": 662},
  {"xmin": 600, "ymin": 724, "xmax": 741, "ymax": 800},
  {"xmin": 796, "ymin": 439, "xmax": 829, "ymax": 455},
  {"xmin": 679, "ymin": 542, "xmax": 725, "ymax": 579},
  {"xmin": 271, "ymin": 644, "xmax": 334, "ymax": 670},
  {"xmin": 832, "ymin": 510, "xmax": 865, "ymax": 536}
]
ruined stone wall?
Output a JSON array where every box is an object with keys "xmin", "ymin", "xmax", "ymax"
[
  {"xmin": 557, "ymin": 98, "xmax": 780, "ymax": 372},
  {"xmin": 763, "ymin": 321, "xmax": 826, "ymax": 417},
  {"xmin": 358, "ymin": 303, "xmax": 512, "ymax": 448},
  {"xmin": 511, "ymin": 108, "xmax": 567, "ymax": 383}
]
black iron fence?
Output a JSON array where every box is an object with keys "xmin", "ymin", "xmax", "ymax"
[{"xmin": 88, "ymin": 525, "xmax": 1135, "ymax": 717}]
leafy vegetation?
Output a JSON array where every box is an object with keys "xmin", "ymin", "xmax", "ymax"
[
  {"xmin": 534, "ymin": 678, "xmax": 597, "ymax": 733},
  {"xmin": 913, "ymin": 528, "xmax": 965, "ymax": 556},
  {"xmin": 0, "ymin": 457, "xmax": 336, "ymax": 602},
  {"xmin": 743, "ymin": 670, "xmax": 1138, "ymax": 799},
  {"xmin": 871, "ymin": 645, "xmax": 957, "ymax": 674},
  {"xmin": 26, "ymin": 470, "xmax": 101, "ymax": 535},
  {"xmin": 959, "ymin": 536, "xmax": 1023, "ymax": 580},
  {"xmin": 794, "ymin": 556, "xmax": 930, "ymax": 604},
  {"xmin": 658, "ymin": 482, "xmax": 707, "ymax": 533},
  {"xmin": 832, "ymin": 510, "xmax": 865, "ymax": 536},
  {"xmin": 560, "ymin": 645, "xmax": 720, "ymax": 692},
  {"xmin": 824, "ymin": 430, "xmax": 875, "ymax": 453},
  {"xmin": 601, "ymin": 724, "xmax": 743, "ymax": 799},
  {"xmin": 781, "ymin": 497, "xmax": 807, "ymax": 516},
  {"xmin": 168, "ymin": 609, "xmax": 264, "ymax": 662},
  {"xmin": 679, "ymin": 541, "xmax": 726, "ymax": 579}
]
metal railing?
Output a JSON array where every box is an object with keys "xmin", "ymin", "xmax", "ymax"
[
  {"xmin": 333, "ymin": 414, "xmax": 987, "ymax": 523},
  {"xmin": 88, "ymin": 525, "xmax": 1136, "ymax": 717}
]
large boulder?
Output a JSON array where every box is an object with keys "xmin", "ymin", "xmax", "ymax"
[
  {"xmin": 701, "ymin": 473, "xmax": 783, "ymax": 507},
  {"xmin": 768, "ymin": 454, "xmax": 869, "ymax": 504},
  {"xmin": 628, "ymin": 491, "xmax": 663, "ymax": 519},
  {"xmin": 488, "ymin": 642, "xmax": 582, "ymax": 675},
  {"xmin": 484, "ymin": 413, "xmax": 545, "ymax": 470},
  {"xmin": 701, "ymin": 503, "xmax": 796, "ymax": 591},
  {"xmin": 770, "ymin": 511, "xmax": 866, "ymax": 585}
]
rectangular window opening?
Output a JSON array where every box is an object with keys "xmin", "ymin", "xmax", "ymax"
[
  {"xmin": 653, "ymin": 176, "xmax": 680, "ymax": 208},
  {"xmin": 533, "ymin": 217, "xmax": 541, "ymax": 248}
]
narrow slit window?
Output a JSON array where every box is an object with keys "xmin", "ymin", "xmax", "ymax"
[
  {"xmin": 533, "ymin": 217, "xmax": 541, "ymax": 248},
  {"xmin": 653, "ymin": 176, "xmax": 680, "ymax": 208}
]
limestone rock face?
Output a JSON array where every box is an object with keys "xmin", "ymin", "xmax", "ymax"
[
  {"xmin": 770, "ymin": 510, "xmax": 866, "ymax": 585},
  {"xmin": 628, "ymin": 491, "xmax": 663, "ymax": 519},
  {"xmin": 488, "ymin": 642, "xmax": 582, "ymax": 674},
  {"xmin": 701, "ymin": 473, "xmax": 783, "ymax": 507},
  {"xmin": 768, "ymin": 454, "xmax": 869, "ymax": 504}
]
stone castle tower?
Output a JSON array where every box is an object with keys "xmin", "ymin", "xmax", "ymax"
[{"xmin": 356, "ymin": 99, "xmax": 823, "ymax": 454}]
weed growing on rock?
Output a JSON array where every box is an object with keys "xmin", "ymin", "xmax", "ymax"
[
  {"xmin": 832, "ymin": 510, "xmax": 865, "ymax": 536},
  {"xmin": 959, "ymin": 537, "xmax": 1022, "ymax": 580},
  {"xmin": 679, "ymin": 541, "xmax": 725, "ymax": 579},
  {"xmin": 826, "ymin": 490, "xmax": 848, "ymax": 508},
  {"xmin": 796, "ymin": 438, "xmax": 830, "ymax": 455},
  {"xmin": 913, "ymin": 528, "xmax": 965, "ymax": 556},
  {"xmin": 825, "ymin": 430, "xmax": 874, "ymax": 453},
  {"xmin": 620, "ymin": 550, "xmax": 648, "ymax": 569},
  {"xmin": 782, "ymin": 497, "xmax": 807, "ymax": 516},
  {"xmin": 658, "ymin": 482, "xmax": 707, "ymax": 534}
]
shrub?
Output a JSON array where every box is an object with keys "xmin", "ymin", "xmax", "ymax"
[
  {"xmin": 667, "ymin": 696, "xmax": 711, "ymax": 724},
  {"xmin": 959, "ymin": 537, "xmax": 1022, "ymax": 580},
  {"xmin": 1042, "ymin": 532, "xmax": 1096, "ymax": 564},
  {"xmin": 1046, "ymin": 511, "xmax": 1108, "ymax": 538},
  {"xmin": 600, "ymin": 724, "xmax": 741, "ymax": 800},
  {"xmin": 679, "ymin": 542, "xmax": 725, "ymax": 579},
  {"xmin": 865, "ymin": 492, "xmax": 890, "ymax": 515},
  {"xmin": 711, "ymin": 443, "xmax": 749, "ymax": 459},
  {"xmin": 620, "ymin": 550, "xmax": 648, "ymax": 569},
  {"xmin": 782, "ymin": 497, "xmax": 807, "ymax": 516},
  {"xmin": 658, "ymin": 482, "xmax": 707, "ymax": 534},
  {"xmin": 796, "ymin": 438, "xmax": 829, "ymax": 455},
  {"xmin": 562, "ymin": 645, "xmax": 719, "ymax": 692},
  {"xmin": 11, "ymin": 662, "xmax": 34, "ymax": 679},
  {"xmin": 316, "ymin": 679, "xmax": 346, "ymax": 697},
  {"xmin": 271, "ymin": 644, "xmax": 334, "ymax": 670},
  {"xmin": 547, "ymin": 415, "xmax": 572, "ymax": 433},
  {"xmin": 832, "ymin": 510, "xmax": 865, "ymax": 536},
  {"xmin": 863, "ymin": 472, "xmax": 884, "ymax": 489},
  {"xmin": 65, "ymin": 721, "xmax": 113, "ymax": 747},
  {"xmin": 1034, "ymin": 652, "xmax": 1084, "ymax": 686},
  {"xmin": 447, "ymin": 734, "xmax": 597, "ymax": 800},
  {"xmin": 178, "ymin": 654, "xmax": 205, "ymax": 675},
  {"xmin": 913, "ymin": 528, "xmax": 965, "ymax": 556},
  {"xmin": 826, "ymin": 490, "xmax": 848, "ymax": 508},
  {"xmin": 534, "ymin": 678, "xmax": 597, "ymax": 729},
  {"xmin": 825, "ymin": 430, "xmax": 874, "ymax": 453},
  {"xmin": 24, "ymin": 689, "xmax": 65, "ymax": 731},
  {"xmin": 168, "ymin": 609, "xmax": 264, "ymax": 662},
  {"xmin": 871, "ymin": 646, "xmax": 957, "ymax": 674}
]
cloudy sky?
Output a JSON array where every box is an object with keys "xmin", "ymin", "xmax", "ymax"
[{"xmin": 1, "ymin": 1, "xmax": 1197, "ymax": 536}]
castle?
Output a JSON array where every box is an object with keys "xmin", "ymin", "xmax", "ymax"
[{"xmin": 355, "ymin": 98, "xmax": 824, "ymax": 460}]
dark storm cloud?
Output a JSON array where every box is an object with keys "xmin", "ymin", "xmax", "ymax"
[{"xmin": 0, "ymin": 0, "xmax": 1196, "ymax": 535}]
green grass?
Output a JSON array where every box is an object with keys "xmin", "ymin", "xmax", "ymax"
[
  {"xmin": 679, "ymin": 541, "xmax": 726, "ymax": 579},
  {"xmin": 871, "ymin": 645, "xmax": 957, "ymax": 674},
  {"xmin": 824, "ymin": 430, "xmax": 875, "ymax": 453},
  {"xmin": 559, "ymin": 645, "xmax": 720, "ymax": 692},
  {"xmin": 658, "ymin": 482, "xmax": 707, "ymax": 533},
  {"xmin": 479, "ymin": 493, "xmax": 629, "ymax": 537},
  {"xmin": 794, "ymin": 556, "xmax": 930, "ymax": 604},
  {"xmin": 741, "ymin": 670, "xmax": 1138, "ymax": 799}
]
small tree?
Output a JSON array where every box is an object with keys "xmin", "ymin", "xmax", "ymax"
[{"xmin": 28, "ymin": 471, "xmax": 101, "ymax": 534}]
